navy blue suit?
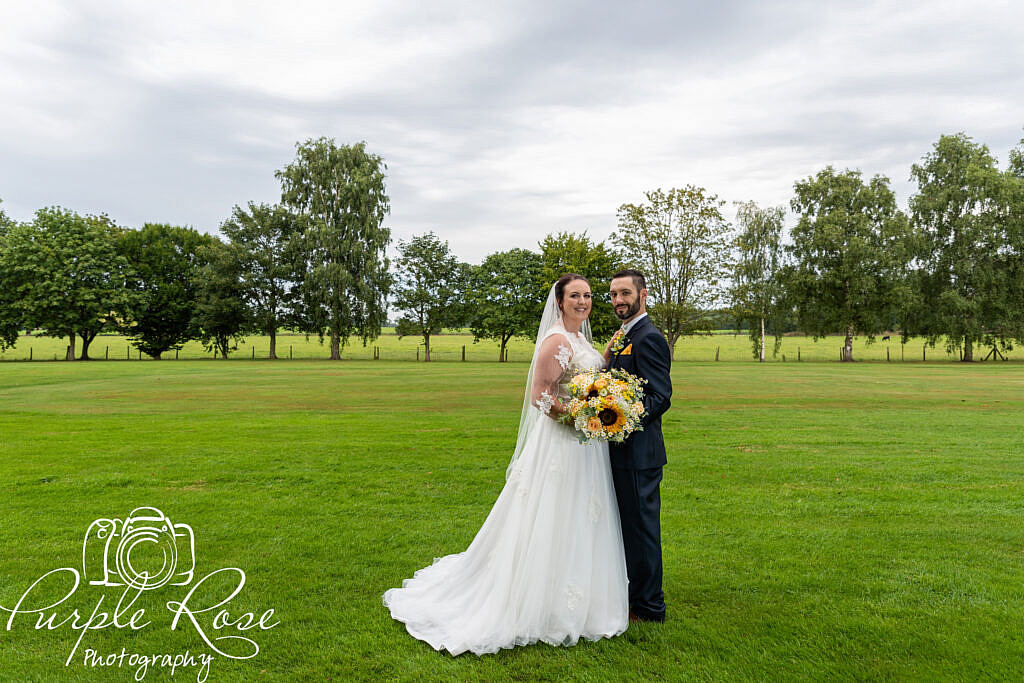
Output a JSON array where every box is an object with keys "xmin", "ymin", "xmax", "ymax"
[{"xmin": 608, "ymin": 315, "xmax": 671, "ymax": 621}]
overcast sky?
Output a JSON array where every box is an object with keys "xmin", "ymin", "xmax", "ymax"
[{"xmin": 1, "ymin": 0, "xmax": 1021, "ymax": 262}]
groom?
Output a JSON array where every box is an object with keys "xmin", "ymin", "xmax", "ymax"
[{"xmin": 606, "ymin": 269, "xmax": 672, "ymax": 623}]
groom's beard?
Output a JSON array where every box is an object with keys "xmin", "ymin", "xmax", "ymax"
[{"xmin": 614, "ymin": 299, "xmax": 642, "ymax": 321}]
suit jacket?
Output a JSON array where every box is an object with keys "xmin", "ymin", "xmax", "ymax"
[{"xmin": 608, "ymin": 316, "xmax": 672, "ymax": 470}]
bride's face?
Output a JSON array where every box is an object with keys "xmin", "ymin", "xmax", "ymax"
[{"xmin": 559, "ymin": 280, "xmax": 592, "ymax": 323}]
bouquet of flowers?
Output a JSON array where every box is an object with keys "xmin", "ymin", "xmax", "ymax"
[{"xmin": 559, "ymin": 369, "xmax": 647, "ymax": 443}]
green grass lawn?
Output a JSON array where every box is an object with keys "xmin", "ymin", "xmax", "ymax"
[
  {"xmin": 2, "ymin": 330, "xmax": 1016, "ymax": 363},
  {"xmin": 2, "ymin": 361, "xmax": 1024, "ymax": 680}
]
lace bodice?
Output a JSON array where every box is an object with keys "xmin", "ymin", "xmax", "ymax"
[{"xmin": 531, "ymin": 326, "xmax": 605, "ymax": 415}]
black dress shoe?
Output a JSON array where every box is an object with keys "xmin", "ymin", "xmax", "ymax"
[{"xmin": 629, "ymin": 610, "xmax": 665, "ymax": 623}]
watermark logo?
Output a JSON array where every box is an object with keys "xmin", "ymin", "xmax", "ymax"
[
  {"xmin": 84, "ymin": 507, "xmax": 195, "ymax": 590},
  {"xmin": 1, "ymin": 506, "xmax": 279, "ymax": 682}
]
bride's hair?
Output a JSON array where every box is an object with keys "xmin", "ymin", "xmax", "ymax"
[{"xmin": 554, "ymin": 273, "xmax": 589, "ymax": 310}]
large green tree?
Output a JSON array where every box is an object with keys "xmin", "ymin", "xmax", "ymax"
[
  {"xmin": 1008, "ymin": 138, "xmax": 1024, "ymax": 348},
  {"xmin": 730, "ymin": 201, "xmax": 786, "ymax": 362},
  {"xmin": 907, "ymin": 133, "xmax": 1023, "ymax": 361},
  {"xmin": 193, "ymin": 238, "xmax": 252, "ymax": 359},
  {"xmin": 392, "ymin": 232, "xmax": 470, "ymax": 362},
  {"xmin": 277, "ymin": 138, "xmax": 391, "ymax": 359},
  {"xmin": 0, "ymin": 199, "xmax": 21, "ymax": 349},
  {"xmin": 118, "ymin": 223, "xmax": 216, "ymax": 359},
  {"xmin": 537, "ymin": 231, "xmax": 622, "ymax": 340},
  {"xmin": 1, "ymin": 207, "xmax": 130, "ymax": 360},
  {"xmin": 0, "ymin": 198, "xmax": 11, "ymax": 235},
  {"xmin": 613, "ymin": 187, "xmax": 733, "ymax": 358},
  {"xmin": 469, "ymin": 248, "xmax": 545, "ymax": 361},
  {"xmin": 786, "ymin": 167, "xmax": 912, "ymax": 362},
  {"xmin": 220, "ymin": 202, "xmax": 300, "ymax": 359}
]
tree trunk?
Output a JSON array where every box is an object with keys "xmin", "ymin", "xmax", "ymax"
[
  {"xmin": 424, "ymin": 333, "xmax": 431, "ymax": 362},
  {"xmin": 67, "ymin": 331, "xmax": 76, "ymax": 361},
  {"xmin": 330, "ymin": 332, "xmax": 341, "ymax": 360},
  {"xmin": 667, "ymin": 333, "xmax": 679, "ymax": 361},
  {"xmin": 759, "ymin": 317, "xmax": 765, "ymax": 363},
  {"xmin": 79, "ymin": 330, "xmax": 97, "ymax": 360},
  {"xmin": 269, "ymin": 328, "xmax": 278, "ymax": 360},
  {"xmin": 963, "ymin": 336, "xmax": 973, "ymax": 362},
  {"xmin": 842, "ymin": 325, "xmax": 854, "ymax": 362},
  {"xmin": 152, "ymin": 350, "xmax": 162, "ymax": 360},
  {"xmin": 499, "ymin": 338, "xmax": 507, "ymax": 362}
]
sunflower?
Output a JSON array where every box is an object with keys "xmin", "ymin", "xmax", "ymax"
[{"xmin": 597, "ymin": 404, "xmax": 627, "ymax": 433}]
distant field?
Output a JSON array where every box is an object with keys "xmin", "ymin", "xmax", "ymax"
[{"xmin": 1, "ymin": 330, "xmax": 1015, "ymax": 363}]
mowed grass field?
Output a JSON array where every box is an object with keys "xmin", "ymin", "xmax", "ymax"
[
  {"xmin": 2, "ymin": 360, "xmax": 1024, "ymax": 680},
  {"xmin": 2, "ymin": 329, "xmax": 1016, "ymax": 363}
]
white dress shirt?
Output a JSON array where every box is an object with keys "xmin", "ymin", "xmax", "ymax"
[{"xmin": 621, "ymin": 312, "xmax": 648, "ymax": 336}]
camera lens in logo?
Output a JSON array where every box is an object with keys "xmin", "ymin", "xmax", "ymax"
[{"xmin": 114, "ymin": 522, "xmax": 178, "ymax": 590}]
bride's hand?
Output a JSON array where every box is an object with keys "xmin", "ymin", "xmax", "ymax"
[{"xmin": 603, "ymin": 330, "xmax": 624, "ymax": 358}]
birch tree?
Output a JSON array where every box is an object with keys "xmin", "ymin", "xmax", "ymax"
[
  {"xmin": 277, "ymin": 138, "xmax": 391, "ymax": 359},
  {"xmin": 731, "ymin": 201, "xmax": 786, "ymax": 362}
]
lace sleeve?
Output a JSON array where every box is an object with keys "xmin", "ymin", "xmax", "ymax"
[{"xmin": 531, "ymin": 334, "xmax": 573, "ymax": 415}]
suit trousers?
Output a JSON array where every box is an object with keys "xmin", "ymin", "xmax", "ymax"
[{"xmin": 611, "ymin": 466, "xmax": 665, "ymax": 621}]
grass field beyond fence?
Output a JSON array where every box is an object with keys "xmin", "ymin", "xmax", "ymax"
[
  {"xmin": 1, "ymin": 330, "xmax": 1018, "ymax": 363},
  {"xmin": 2, "ymin": 361, "xmax": 1024, "ymax": 680}
]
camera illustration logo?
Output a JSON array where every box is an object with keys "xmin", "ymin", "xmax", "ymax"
[{"xmin": 82, "ymin": 507, "xmax": 195, "ymax": 590}]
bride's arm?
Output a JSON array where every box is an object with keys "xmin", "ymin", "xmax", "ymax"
[{"xmin": 531, "ymin": 335, "xmax": 573, "ymax": 420}]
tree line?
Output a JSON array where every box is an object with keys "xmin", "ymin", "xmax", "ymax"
[{"xmin": 1, "ymin": 132, "xmax": 1022, "ymax": 363}]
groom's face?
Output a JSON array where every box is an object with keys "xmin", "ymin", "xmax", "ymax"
[{"xmin": 610, "ymin": 276, "xmax": 646, "ymax": 321}]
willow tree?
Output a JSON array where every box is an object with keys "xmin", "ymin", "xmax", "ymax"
[
  {"xmin": 277, "ymin": 139, "xmax": 391, "ymax": 359},
  {"xmin": 787, "ymin": 167, "xmax": 911, "ymax": 362},
  {"xmin": 614, "ymin": 186, "xmax": 733, "ymax": 359}
]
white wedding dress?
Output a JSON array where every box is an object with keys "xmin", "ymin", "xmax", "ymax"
[{"xmin": 383, "ymin": 318, "xmax": 629, "ymax": 656}]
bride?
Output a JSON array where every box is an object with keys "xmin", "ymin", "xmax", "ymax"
[{"xmin": 383, "ymin": 273, "xmax": 629, "ymax": 656}]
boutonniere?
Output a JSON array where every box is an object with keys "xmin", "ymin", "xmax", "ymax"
[
  {"xmin": 610, "ymin": 331, "xmax": 628, "ymax": 354},
  {"xmin": 620, "ymin": 343, "xmax": 632, "ymax": 356}
]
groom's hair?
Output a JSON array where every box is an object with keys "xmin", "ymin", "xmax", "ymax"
[{"xmin": 611, "ymin": 269, "xmax": 646, "ymax": 292}]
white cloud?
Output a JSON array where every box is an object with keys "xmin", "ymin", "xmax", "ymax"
[{"xmin": 1, "ymin": 0, "xmax": 1021, "ymax": 261}]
